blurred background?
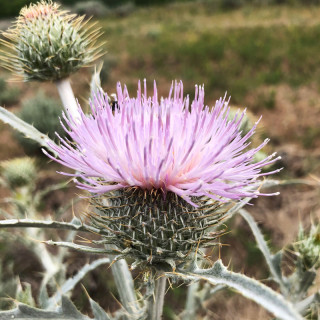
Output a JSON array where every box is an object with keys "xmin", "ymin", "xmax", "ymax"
[{"xmin": 0, "ymin": 0, "xmax": 320, "ymax": 319}]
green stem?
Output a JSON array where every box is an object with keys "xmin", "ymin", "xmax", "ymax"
[{"xmin": 184, "ymin": 281, "xmax": 200, "ymax": 320}]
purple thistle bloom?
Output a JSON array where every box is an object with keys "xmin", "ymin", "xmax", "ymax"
[{"xmin": 45, "ymin": 80, "xmax": 280, "ymax": 206}]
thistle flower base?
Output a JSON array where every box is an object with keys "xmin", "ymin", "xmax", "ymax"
[{"xmin": 90, "ymin": 188, "xmax": 225, "ymax": 270}]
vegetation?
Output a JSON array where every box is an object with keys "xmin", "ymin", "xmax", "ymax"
[
  {"xmin": 15, "ymin": 92, "xmax": 64, "ymax": 154},
  {"xmin": 0, "ymin": 78, "xmax": 20, "ymax": 106},
  {"xmin": 2, "ymin": 0, "xmax": 320, "ymax": 18},
  {"xmin": 98, "ymin": 3, "xmax": 320, "ymax": 106},
  {"xmin": 0, "ymin": 2, "xmax": 319, "ymax": 319}
]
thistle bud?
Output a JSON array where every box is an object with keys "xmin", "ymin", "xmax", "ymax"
[
  {"xmin": 295, "ymin": 224, "xmax": 320, "ymax": 270},
  {"xmin": 1, "ymin": 157, "xmax": 36, "ymax": 189},
  {"xmin": 0, "ymin": 0, "xmax": 102, "ymax": 82}
]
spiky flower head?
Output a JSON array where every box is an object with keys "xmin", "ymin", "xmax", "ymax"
[
  {"xmin": 1, "ymin": 157, "xmax": 36, "ymax": 189},
  {"xmin": 295, "ymin": 223, "xmax": 320, "ymax": 270},
  {"xmin": 45, "ymin": 81, "xmax": 280, "ymax": 269},
  {"xmin": 0, "ymin": 0, "xmax": 102, "ymax": 82}
]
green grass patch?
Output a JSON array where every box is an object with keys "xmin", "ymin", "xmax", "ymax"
[{"xmin": 98, "ymin": 4, "xmax": 320, "ymax": 107}]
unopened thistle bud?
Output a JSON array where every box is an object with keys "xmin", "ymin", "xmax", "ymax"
[
  {"xmin": 0, "ymin": 0, "xmax": 102, "ymax": 82},
  {"xmin": 45, "ymin": 81, "xmax": 280, "ymax": 270},
  {"xmin": 295, "ymin": 224, "xmax": 320, "ymax": 270},
  {"xmin": 1, "ymin": 157, "xmax": 36, "ymax": 189}
]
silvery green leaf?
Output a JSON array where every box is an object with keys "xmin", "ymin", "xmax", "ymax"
[
  {"xmin": 288, "ymin": 269, "xmax": 317, "ymax": 302},
  {"xmin": 44, "ymin": 240, "xmax": 113, "ymax": 255},
  {"xmin": 0, "ymin": 106, "xmax": 58, "ymax": 156},
  {"xmin": 47, "ymin": 258, "xmax": 110, "ymax": 309},
  {"xmin": 0, "ymin": 218, "xmax": 99, "ymax": 234},
  {"xmin": 271, "ymin": 251, "xmax": 284, "ymax": 281},
  {"xmin": 239, "ymin": 209, "xmax": 287, "ymax": 293},
  {"xmin": 0, "ymin": 296, "xmax": 89, "ymax": 319},
  {"xmin": 89, "ymin": 298, "xmax": 113, "ymax": 320},
  {"xmin": 296, "ymin": 292, "xmax": 320, "ymax": 315},
  {"xmin": 298, "ymin": 271, "xmax": 316, "ymax": 297},
  {"xmin": 170, "ymin": 260, "xmax": 303, "ymax": 320},
  {"xmin": 38, "ymin": 285, "xmax": 50, "ymax": 309},
  {"xmin": 109, "ymin": 258, "xmax": 141, "ymax": 319}
]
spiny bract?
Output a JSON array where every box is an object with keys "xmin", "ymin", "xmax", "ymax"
[
  {"xmin": 0, "ymin": 0, "xmax": 103, "ymax": 82},
  {"xmin": 90, "ymin": 188, "xmax": 227, "ymax": 269},
  {"xmin": 45, "ymin": 81, "xmax": 280, "ymax": 269}
]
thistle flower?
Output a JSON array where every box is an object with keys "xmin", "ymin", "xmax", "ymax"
[
  {"xmin": 0, "ymin": 0, "xmax": 102, "ymax": 82},
  {"xmin": 45, "ymin": 81, "xmax": 280, "ymax": 268}
]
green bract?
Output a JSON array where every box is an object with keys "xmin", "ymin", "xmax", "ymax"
[
  {"xmin": 0, "ymin": 0, "xmax": 103, "ymax": 82},
  {"xmin": 90, "ymin": 188, "xmax": 226, "ymax": 270}
]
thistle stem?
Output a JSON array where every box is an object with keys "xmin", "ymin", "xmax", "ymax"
[
  {"xmin": 147, "ymin": 273, "xmax": 167, "ymax": 320},
  {"xmin": 105, "ymin": 244, "xmax": 140, "ymax": 318},
  {"xmin": 111, "ymin": 259, "xmax": 140, "ymax": 317},
  {"xmin": 55, "ymin": 78, "xmax": 80, "ymax": 121},
  {"xmin": 184, "ymin": 281, "xmax": 200, "ymax": 320}
]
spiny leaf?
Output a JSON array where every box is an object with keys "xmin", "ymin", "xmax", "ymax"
[
  {"xmin": 0, "ymin": 218, "xmax": 99, "ymax": 234},
  {"xmin": 239, "ymin": 209, "xmax": 287, "ymax": 293},
  {"xmin": 169, "ymin": 260, "xmax": 303, "ymax": 320},
  {"xmin": 89, "ymin": 298, "xmax": 113, "ymax": 320},
  {"xmin": 0, "ymin": 295, "xmax": 89, "ymax": 319},
  {"xmin": 47, "ymin": 258, "xmax": 110, "ymax": 309},
  {"xmin": 0, "ymin": 106, "xmax": 58, "ymax": 155}
]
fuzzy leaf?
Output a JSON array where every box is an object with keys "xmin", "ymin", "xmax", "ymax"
[
  {"xmin": 44, "ymin": 240, "xmax": 114, "ymax": 255},
  {"xmin": 296, "ymin": 292, "xmax": 320, "ymax": 315},
  {"xmin": 38, "ymin": 285, "xmax": 50, "ymax": 309},
  {"xmin": 47, "ymin": 258, "xmax": 110, "ymax": 309},
  {"xmin": 109, "ymin": 258, "xmax": 141, "ymax": 318},
  {"xmin": 0, "ymin": 296, "xmax": 89, "ymax": 319},
  {"xmin": 89, "ymin": 298, "xmax": 112, "ymax": 320},
  {"xmin": 239, "ymin": 209, "xmax": 287, "ymax": 292},
  {"xmin": 171, "ymin": 260, "xmax": 303, "ymax": 320},
  {"xmin": 271, "ymin": 251, "xmax": 283, "ymax": 281},
  {"xmin": 0, "ymin": 218, "xmax": 99, "ymax": 234},
  {"xmin": 0, "ymin": 106, "xmax": 58, "ymax": 156}
]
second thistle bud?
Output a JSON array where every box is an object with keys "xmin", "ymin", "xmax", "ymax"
[
  {"xmin": 1, "ymin": 1, "xmax": 102, "ymax": 82},
  {"xmin": 1, "ymin": 157, "xmax": 36, "ymax": 189},
  {"xmin": 295, "ymin": 224, "xmax": 320, "ymax": 270}
]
